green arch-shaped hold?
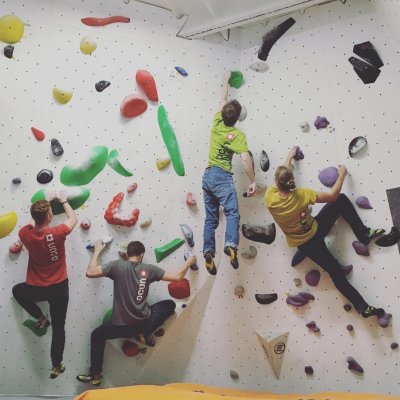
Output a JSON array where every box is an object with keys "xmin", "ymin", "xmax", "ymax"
[{"xmin": 154, "ymin": 238, "xmax": 185, "ymax": 262}]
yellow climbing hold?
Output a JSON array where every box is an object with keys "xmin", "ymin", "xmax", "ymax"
[
  {"xmin": 53, "ymin": 87, "xmax": 73, "ymax": 104},
  {"xmin": 0, "ymin": 211, "xmax": 17, "ymax": 239},
  {"xmin": 0, "ymin": 15, "xmax": 24, "ymax": 44},
  {"xmin": 156, "ymin": 157, "xmax": 170, "ymax": 170},
  {"xmin": 80, "ymin": 36, "xmax": 97, "ymax": 55}
]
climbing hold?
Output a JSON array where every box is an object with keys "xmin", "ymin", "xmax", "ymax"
[
  {"xmin": 12, "ymin": 177, "xmax": 21, "ymax": 185},
  {"xmin": 107, "ymin": 149, "xmax": 133, "ymax": 177},
  {"xmin": 348, "ymin": 136, "xmax": 367, "ymax": 157},
  {"xmin": 140, "ymin": 216, "xmax": 152, "ymax": 228},
  {"xmin": 184, "ymin": 248, "xmax": 198, "ymax": 270},
  {"xmin": 168, "ymin": 278, "xmax": 190, "ymax": 299},
  {"xmin": 294, "ymin": 278, "xmax": 301, "ymax": 287},
  {"xmin": 258, "ymin": 17, "xmax": 296, "ymax": 61},
  {"xmin": 60, "ymin": 146, "xmax": 108, "ymax": 186},
  {"xmin": 306, "ymin": 321, "xmax": 320, "ymax": 333},
  {"xmin": 352, "ymin": 241, "xmax": 369, "ymax": 256},
  {"xmin": 95, "ymin": 80, "xmax": 111, "ymax": 92},
  {"xmin": 229, "ymin": 71, "xmax": 243, "ymax": 89},
  {"xmin": 318, "ymin": 166, "xmax": 338, "ymax": 187},
  {"xmin": 31, "ymin": 127, "xmax": 45, "ymax": 141},
  {"xmin": 353, "ymin": 41, "xmax": 383, "ymax": 68},
  {"xmin": 378, "ymin": 313, "xmax": 392, "ymax": 328},
  {"xmin": 118, "ymin": 242, "xmax": 128, "ymax": 260},
  {"xmin": 286, "ymin": 294, "xmax": 309, "ymax": 307},
  {"xmin": 255, "ymin": 293, "xmax": 277, "ymax": 305},
  {"xmin": 299, "ymin": 121, "xmax": 310, "ymax": 132},
  {"xmin": 154, "ymin": 238, "xmax": 185, "ymax": 262},
  {"xmin": 293, "ymin": 146, "xmax": 304, "ymax": 161},
  {"xmin": 346, "ymin": 324, "xmax": 353, "ymax": 332},
  {"xmin": 136, "ymin": 70, "xmax": 158, "ymax": 102},
  {"xmin": 120, "ymin": 95, "xmax": 148, "ymax": 118},
  {"xmin": 122, "ymin": 340, "xmax": 140, "ymax": 357},
  {"xmin": 291, "ymin": 250, "xmax": 306, "ymax": 266},
  {"xmin": 304, "ymin": 366, "xmax": 313, "ymax": 375},
  {"xmin": 51, "ymin": 138, "xmax": 64, "ymax": 157},
  {"xmin": 349, "ymin": 56, "xmax": 380, "ymax": 84},
  {"xmin": 234, "ymin": 286, "xmax": 244, "ymax": 298},
  {"xmin": 259, "ymin": 150, "xmax": 270, "ymax": 172},
  {"xmin": 0, "ymin": 15, "xmax": 24, "ymax": 44},
  {"xmin": 305, "ymin": 269, "xmax": 320, "ymax": 287},
  {"xmin": 102, "ymin": 309, "xmax": 112, "ymax": 324},
  {"xmin": 86, "ymin": 236, "xmax": 113, "ymax": 250},
  {"xmin": 4, "ymin": 45, "xmax": 14, "ymax": 58},
  {"xmin": 241, "ymin": 223, "xmax": 276, "ymax": 244},
  {"xmin": 37, "ymin": 169, "xmax": 53, "ymax": 184},
  {"xmin": 241, "ymin": 246, "xmax": 257, "ymax": 259},
  {"xmin": 156, "ymin": 158, "xmax": 171, "ymax": 170},
  {"xmin": 175, "ymin": 66, "xmax": 188, "ymax": 76},
  {"xmin": 81, "ymin": 16, "xmax": 130, "ymax": 26},
  {"xmin": 53, "ymin": 87, "xmax": 73, "ymax": 104},
  {"xmin": 298, "ymin": 292, "xmax": 315, "ymax": 301},
  {"xmin": 180, "ymin": 224, "xmax": 194, "ymax": 247},
  {"xmin": 347, "ymin": 356, "xmax": 363, "ymax": 373},
  {"xmin": 341, "ymin": 264, "xmax": 353, "ymax": 275},
  {"xmin": 186, "ymin": 192, "xmax": 196, "ymax": 206},
  {"xmin": 248, "ymin": 61, "xmax": 269, "ymax": 72},
  {"xmin": 229, "ymin": 370, "xmax": 239, "ymax": 380},
  {"xmin": 182, "ymin": 304, "xmax": 187, "ymax": 309},
  {"xmin": 80, "ymin": 36, "xmax": 97, "ymax": 55},
  {"xmin": 31, "ymin": 188, "xmax": 90, "ymax": 215},
  {"xmin": 343, "ymin": 304, "xmax": 352, "ymax": 312},
  {"xmin": 375, "ymin": 226, "xmax": 400, "ymax": 247},
  {"xmin": 104, "ymin": 192, "xmax": 139, "ymax": 227},
  {"xmin": 391, "ymin": 342, "xmax": 398, "ymax": 350},
  {"xmin": 80, "ymin": 218, "xmax": 91, "ymax": 230},
  {"xmin": 355, "ymin": 196, "xmax": 373, "ymax": 209},
  {"xmin": 238, "ymin": 105, "xmax": 247, "ymax": 122},
  {"xmin": 158, "ymin": 105, "xmax": 185, "ymax": 176},
  {"xmin": 9, "ymin": 238, "xmax": 23, "ymax": 254},
  {"xmin": 22, "ymin": 319, "xmax": 48, "ymax": 337},
  {"xmin": 127, "ymin": 183, "xmax": 137, "ymax": 193},
  {"xmin": 314, "ymin": 116, "xmax": 330, "ymax": 130}
]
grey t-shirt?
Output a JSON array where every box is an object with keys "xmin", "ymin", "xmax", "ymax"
[{"xmin": 102, "ymin": 259, "xmax": 165, "ymax": 326}]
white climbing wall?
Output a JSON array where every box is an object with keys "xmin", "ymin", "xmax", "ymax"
[{"xmin": 0, "ymin": 0, "xmax": 400, "ymax": 396}]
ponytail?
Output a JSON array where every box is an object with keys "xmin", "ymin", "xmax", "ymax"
[{"xmin": 275, "ymin": 166, "xmax": 296, "ymax": 192}]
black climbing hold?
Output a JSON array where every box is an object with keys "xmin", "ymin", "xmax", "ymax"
[
  {"xmin": 347, "ymin": 356, "xmax": 364, "ymax": 373},
  {"xmin": 348, "ymin": 136, "xmax": 367, "ymax": 157},
  {"xmin": 291, "ymin": 249, "xmax": 306, "ymax": 266},
  {"xmin": 242, "ymin": 223, "xmax": 276, "ymax": 244},
  {"xmin": 353, "ymin": 41, "xmax": 383, "ymax": 69},
  {"xmin": 95, "ymin": 80, "xmax": 111, "ymax": 92},
  {"xmin": 260, "ymin": 150, "xmax": 269, "ymax": 172},
  {"xmin": 258, "ymin": 17, "xmax": 296, "ymax": 61},
  {"xmin": 4, "ymin": 45, "xmax": 14, "ymax": 59},
  {"xmin": 51, "ymin": 138, "xmax": 64, "ymax": 156},
  {"xmin": 37, "ymin": 169, "xmax": 53, "ymax": 184},
  {"xmin": 346, "ymin": 324, "xmax": 353, "ymax": 332},
  {"xmin": 182, "ymin": 304, "xmax": 187, "ymax": 309},
  {"xmin": 255, "ymin": 293, "xmax": 277, "ymax": 305},
  {"xmin": 304, "ymin": 366, "xmax": 313, "ymax": 375},
  {"xmin": 306, "ymin": 321, "xmax": 320, "ymax": 333},
  {"xmin": 343, "ymin": 304, "xmax": 352, "ymax": 312},
  {"xmin": 391, "ymin": 342, "xmax": 398, "ymax": 350},
  {"xmin": 348, "ymin": 56, "xmax": 381, "ymax": 84},
  {"xmin": 12, "ymin": 177, "xmax": 21, "ymax": 184},
  {"xmin": 375, "ymin": 226, "xmax": 400, "ymax": 247}
]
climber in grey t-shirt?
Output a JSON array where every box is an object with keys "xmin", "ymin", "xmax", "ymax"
[{"xmin": 76, "ymin": 240, "xmax": 197, "ymax": 387}]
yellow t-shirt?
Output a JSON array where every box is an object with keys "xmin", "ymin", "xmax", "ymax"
[{"xmin": 265, "ymin": 186, "xmax": 318, "ymax": 247}]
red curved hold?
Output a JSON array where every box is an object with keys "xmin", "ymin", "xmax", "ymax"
[
  {"xmin": 81, "ymin": 16, "xmax": 130, "ymax": 26},
  {"xmin": 104, "ymin": 192, "xmax": 139, "ymax": 227},
  {"xmin": 136, "ymin": 70, "xmax": 158, "ymax": 102}
]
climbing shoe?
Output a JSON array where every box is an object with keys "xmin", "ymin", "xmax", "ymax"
[
  {"xmin": 362, "ymin": 228, "xmax": 385, "ymax": 244},
  {"xmin": 224, "ymin": 246, "xmax": 239, "ymax": 269},
  {"xmin": 49, "ymin": 363, "xmax": 65, "ymax": 379},
  {"xmin": 36, "ymin": 315, "xmax": 50, "ymax": 329},
  {"xmin": 204, "ymin": 252, "xmax": 217, "ymax": 275},
  {"xmin": 76, "ymin": 371, "xmax": 102, "ymax": 386},
  {"xmin": 361, "ymin": 306, "xmax": 385, "ymax": 318},
  {"xmin": 134, "ymin": 333, "xmax": 156, "ymax": 347},
  {"xmin": 376, "ymin": 226, "xmax": 400, "ymax": 247}
]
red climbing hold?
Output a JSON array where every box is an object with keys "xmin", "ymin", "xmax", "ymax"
[
  {"xmin": 127, "ymin": 183, "xmax": 138, "ymax": 193},
  {"xmin": 120, "ymin": 95, "xmax": 148, "ymax": 118},
  {"xmin": 168, "ymin": 278, "xmax": 190, "ymax": 299},
  {"xmin": 186, "ymin": 192, "xmax": 197, "ymax": 206},
  {"xmin": 122, "ymin": 340, "xmax": 139, "ymax": 357},
  {"xmin": 104, "ymin": 192, "xmax": 139, "ymax": 227},
  {"xmin": 31, "ymin": 127, "xmax": 45, "ymax": 141},
  {"xmin": 136, "ymin": 70, "xmax": 158, "ymax": 102},
  {"xmin": 81, "ymin": 16, "xmax": 130, "ymax": 26}
]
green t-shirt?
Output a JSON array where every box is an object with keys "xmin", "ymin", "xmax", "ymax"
[
  {"xmin": 207, "ymin": 112, "xmax": 249, "ymax": 172},
  {"xmin": 265, "ymin": 186, "xmax": 318, "ymax": 247}
]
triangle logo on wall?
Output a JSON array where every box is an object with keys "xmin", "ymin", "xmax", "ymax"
[{"xmin": 255, "ymin": 331, "xmax": 289, "ymax": 379}]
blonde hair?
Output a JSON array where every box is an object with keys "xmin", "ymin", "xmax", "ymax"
[
  {"xmin": 30, "ymin": 200, "xmax": 51, "ymax": 225},
  {"xmin": 275, "ymin": 166, "xmax": 296, "ymax": 192}
]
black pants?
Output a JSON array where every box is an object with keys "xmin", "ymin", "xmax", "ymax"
[
  {"xmin": 90, "ymin": 299, "xmax": 176, "ymax": 375},
  {"xmin": 298, "ymin": 194, "xmax": 369, "ymax": 313},
  {"xmin": 12, "ymin": 279, "xmax": 69, "ymax": 366}
]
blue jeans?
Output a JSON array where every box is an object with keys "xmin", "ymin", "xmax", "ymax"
[{"xmin": 202, "ymin": 166, "xmax": 240, "ymax": 255}]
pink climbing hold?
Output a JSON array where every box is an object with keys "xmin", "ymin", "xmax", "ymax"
[
  {"xmin": 352, "ymin": 241, "xmax": 369, "ymax": 256},
  {"xmin": 305, "ymin": 269, "xmax": 320, "ymax": 287},
  {"xmin": 80, "ymin": 218, "xmax": 91, "ymax": 230},
  {"xmin": 9, "ymin": 239, "xmax": 23, "ymax": 254},
  {"xmin": 127, "ymin": 183, "xmax": 138, "ymax": 193},
  {"xmin": 120, "ymin": 95, "xmax": 148, "ymax": 118},
  {"xmin": 186, "ymin": 192, "xmax": 197, "ymax": 206},
  {"xmin": 31, "ymin": 127, "xmax": 45, "ymax": 141}
]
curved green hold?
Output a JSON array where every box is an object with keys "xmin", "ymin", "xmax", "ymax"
[
  {"xmin": 31, "ymin": 188, "xmax": 90, "ymax": 215},
  {"xmin": 157, "ymin": 105, "xmax": 185, "ymax": 176},
  {"xmin": 60, "ymin": 146, "xmax": 108, "ymax": 186},
  {"xmin": 102, "ymin": 309, "xmax": 112, "ymax": 324},
  {"xmin": 107, "ymin": 149, "xmax": 133, "ymax": 177},
  {"xmin": 229, "ymin": 71, "xmax": 244, "ymax": 89},
  {"xmin": 154, "ymin": 238, "xmax": 185, "ymax": 262}
]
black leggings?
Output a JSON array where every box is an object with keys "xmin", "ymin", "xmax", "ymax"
[
  {"xmin": 298, "ymin": 194, "xmax": 369, "ymax": 313},
  {"xmin": 12, "ymin": 279, "xmax": 69, "ymax": 366}
]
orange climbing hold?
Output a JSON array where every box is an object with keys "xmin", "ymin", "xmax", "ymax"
[
  {"xmin": 136, "ymin": 70, "xmax": 158, "ymax": 102},
  {"xmin": 31, "ymin": 127, "xmax": 45, "ymax": 141},
  {"xmin": 104, "ymin": 192, "xmax": 139, "ymax": 227},
  {"xmin": 120, "ymin": 95, "xmax": 148, "ymax": 118},
  {"xmin": 81, "ymin": 16, "xmax": 130, "ymax": 26}
]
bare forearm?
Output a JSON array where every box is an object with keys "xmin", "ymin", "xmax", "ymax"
[
  {"xmin": 242, "ymin": 155, "xmax": 255, "ymax": 183},
  {"xmin": 87, "ymin": 251, "xmax": 101, "ymax": 275},
  {"xmin": 330, "ymin": 173, "xmax": 346, "ymax": 199},
  {"xmin": 176, "ymin": 261, "xmax": 191, "ymax": 280},
  {"xmin": 284, "ymin": 155, "xmax": 293, "ymax": 168}
]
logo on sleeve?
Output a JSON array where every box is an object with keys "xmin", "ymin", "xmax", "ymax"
[{"xmin": 226, "ymin": 133, "xmax": 234, "ymax": 141}]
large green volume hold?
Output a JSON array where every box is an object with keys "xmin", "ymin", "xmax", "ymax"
[
  {"xmin": 157, "ymin": 105, "xmax": 185, "ymax": 176},
  {"xmin": 154, "ymin": 238, "xmax": 185, "ymax": 262}
]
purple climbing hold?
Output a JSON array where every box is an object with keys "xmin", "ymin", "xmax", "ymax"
[
  {"xmin": 318, "ymin": 166, "xmax": 339, "ymax": 187},
  {"xmin": 298, "ymin": 292, "xmax": 315, "ymax": 301},
  {"xmin": 306, "ymin": 321, "xmax": 320, "ymax": 333},
  {"xmin": 291, "ymin": 250, "xmax": 306, "ymax": 267},
  {"xmin": 341, "ymin": 264, "xmax": 353, "ymax": 275},
  {"xmin": 356, "ymin": 196, "xmax": 373, "ymax": 209},
  {"xmin": 304, "ymin": 366, "xmax": 313, "ymax": 375},
  {"xmin": 305, "ymin": 269, "xmax": 320, "ymax": 287},
  {"xmin": 347, "ymin": 357, "xmax": 364, "ymax": 373},
  {"xmin": 293, "ymin": 146, "xmax": 304, "ymax": 161},
  {"xmin": 352, "ymin": 241, "xmax": 369, "ymax": 256},
  {"xmin": 314, "ymin": 116, "xmax": 330, "ymax": 129},
  {"xmin": 343, "ymin": 304, "xmax": 352, "ymax": 312},
  {"xmin": 346, "ymin": 324, "xmax": 354, "ymax": 332},
  {"xmin": 378, "ymin": 313, "xmax": 392, "ymax": 328},
  {"xmin": 286, "ymin": 294, "xmax": 309, "ymax": 307}
]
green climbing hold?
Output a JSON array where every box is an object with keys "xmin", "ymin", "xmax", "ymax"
[
  {"xmin": 107, "ymin": 149, "xmax": 133, "ymax": 177},
  {"xmin": 23, "ymin": 319, "xmax": 48, "ymax": 337},
  {"xmin": 60, "ymin": 146, "xmax": 108, "ymax": 186},
  {"xmin": 157, "ymin": 105, "xmax": 185, "ymax": 176},
  {"xmin": 31, "ymin": 188, "xmax": 90, "ymax": 215},
  {"xmin": 229, "ymin": 71, "xmax": 243, "ymax": 89},
  {"xmin": 102, "ymin": 309, "xmax": 112, "ymax": 324},
  {"xmin": 154, "ymin": 238, "xmax": 185, "ymax": 262}
]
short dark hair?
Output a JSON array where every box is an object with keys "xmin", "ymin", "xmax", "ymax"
[
  {"xmin": 221, "ymin": 100, "xmax": 242, "ymax": 126},
  {"xmin": 127, "ymin": 241, "xmax": 145, "ymax": 257},
  {"xmin": 30, "ymin": 200, "xmax": 51, "ymax": 225}
]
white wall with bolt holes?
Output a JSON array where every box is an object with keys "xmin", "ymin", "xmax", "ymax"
[{"xmin": 0, "ymin": 0, "xmax": 400, "ymax": 396}]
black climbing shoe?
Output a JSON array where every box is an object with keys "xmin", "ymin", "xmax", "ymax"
[
  {"xmin": 224, "ymin": 246, "xmax": 239, "ymax": 269},
  {"xmin": 36, "ymin": 315, "xmax": 50, "ymax": 329},
  {"xmin": 204, "ymin": 252, "xmax": 217, "ymax": 275},
  {"xmin": 50, "ymin": 363, "xmax": 65, "ymax": 379},
  {"xmin": 76, "ymin": 371, "xmax": 102, "ymax": 386},
  {"xmin": 134, "ymin": 333, "xmax": 156, "ymax": 347},
  {"xmin": 361, "ymin": 228, "xmax": 385, "ymax": 244},
  {"xmin": 375, "ymin": 227, "xmax": 400, "ymax": 247},
  {"xmin": 361, "ymin": 306, "xmax": 385, "ymax": 318}
]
